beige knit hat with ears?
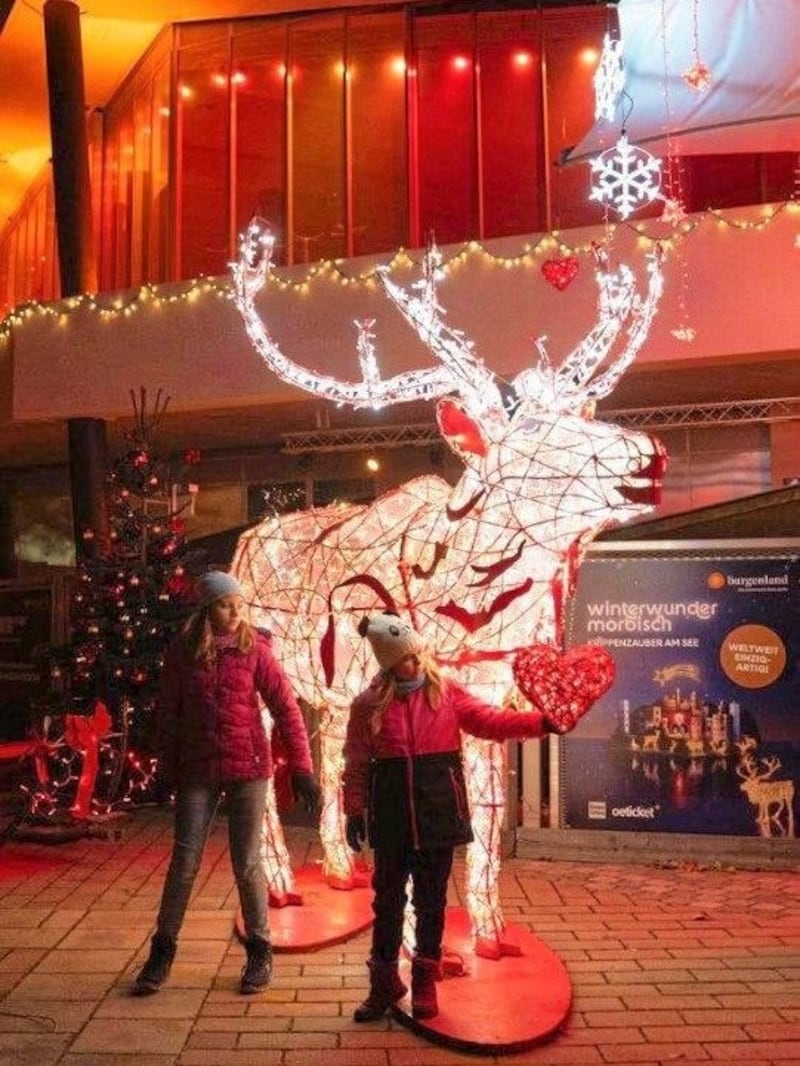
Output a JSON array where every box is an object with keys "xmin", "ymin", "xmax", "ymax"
[{"xmin": 358, "ymin": 612, "xmax": 425, "ymax": 671}]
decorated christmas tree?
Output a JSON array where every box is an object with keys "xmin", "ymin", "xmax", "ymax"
[{"xmin": 21, "ymin": 390, "xmax": 199, "ymax": 829}]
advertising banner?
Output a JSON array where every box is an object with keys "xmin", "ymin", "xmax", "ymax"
[{"xmin": 561, "ymin": 546, "xmax": 799, "ymax": 837}]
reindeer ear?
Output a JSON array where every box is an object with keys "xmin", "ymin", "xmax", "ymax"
[{"xmin": 436, "ymin": 398, "xmax": 489, "ymax": 457}]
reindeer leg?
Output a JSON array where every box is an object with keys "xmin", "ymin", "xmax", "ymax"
[
  {"xmin": 463, "ymin": 738, "xmax": 521, "ymax": 959},
  {"xmin": 260, "ymin": 777, "xmax": 303, "ymax": 907},
  {"xmin": 318, "ymin": 703, "xmax": 370, "ymax": 890}
]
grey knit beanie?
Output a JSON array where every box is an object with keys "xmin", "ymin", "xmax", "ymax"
[{"xmin": 196, "ymin": 570, "xmax": 244, "ymax": 609}]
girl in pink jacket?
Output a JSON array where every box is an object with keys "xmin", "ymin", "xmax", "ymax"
[
  {"xmin": 343, "ymin": 612, "xmax": 551, "ymax": 1022},
  {"xmin": 132, "ymin": 571, "xmax": 320, "ymax": 998}
]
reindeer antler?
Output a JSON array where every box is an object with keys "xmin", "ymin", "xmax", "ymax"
[
  {"xmin": 231, "ymin": 219, "xmax": 482, "ymax": 412},
  {"xmin": 737, "ymin": 752, "xmax": 781, "ymax": 781},
  {"xmin": 513, "ymin": 249, "xmax": 663, "ymax": 412},
  {"xmin": 231, "ymin": 218, "xmax": 663, "ymax": 420},
  {"xmin": 376, "ymin": 239, "xmax": 506, "ymax": 417}
]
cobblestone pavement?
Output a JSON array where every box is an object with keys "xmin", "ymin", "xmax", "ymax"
[{"xmin": 0, "ymin": 807, "xmax": 798, "ymax": 1065}]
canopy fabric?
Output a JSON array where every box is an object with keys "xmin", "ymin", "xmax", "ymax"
[{"xmin": 564, "ymin": 0, "xmax": 800, "ymax": 163}]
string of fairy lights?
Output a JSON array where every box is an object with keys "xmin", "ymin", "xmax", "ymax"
[{"xmin": 0, "ymin": 200, "xmax": 796, "ymax": 339}]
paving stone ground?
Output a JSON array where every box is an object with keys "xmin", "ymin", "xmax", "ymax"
[{"xmin": 0, "ymin": 807, "xmax": 798, "ymax": 1065}]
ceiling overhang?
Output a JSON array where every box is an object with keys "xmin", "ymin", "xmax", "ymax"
[{"xmin": 563, "ymin": 0, "xmax": 800, "ymax": 164}]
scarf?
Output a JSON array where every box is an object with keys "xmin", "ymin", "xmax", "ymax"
[{"xmin": 394, "ymin": 674, "xmax": 426, "ymax": 696}]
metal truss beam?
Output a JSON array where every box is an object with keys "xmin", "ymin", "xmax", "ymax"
[
  {"xmin": 281, "ymin": 398, "xmax": 800, "ymax": 453},
  {"xmin": 604, "ymin": 396, "xmax": 800, "ymax": 430},
  {"xmin": 282, "ymin": 422, "xmax": 441, "ymax": 454}
]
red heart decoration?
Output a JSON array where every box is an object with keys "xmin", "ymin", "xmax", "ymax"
[
  {"xmin": 513, "ymin": 643, "xmax": 615, "ymax": 733},
  {"xmin": 541, "ymin": 256, "xmax": 579, "ymax": 291}
]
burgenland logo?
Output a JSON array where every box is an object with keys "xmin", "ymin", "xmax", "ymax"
[{"xmin": 707, "ymin": 570, "xmax": 789, "ymax": 592}]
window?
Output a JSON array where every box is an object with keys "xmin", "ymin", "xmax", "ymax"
[
  {"xmin": 312, "ymin": 478, "xmax": 376, "ymax": 508},
  {"xmin": 233, "ymin": 22, "xmax": 289, "ymax": 262},
  {"xmin": 176, "ymin": 24, "xmax": 232, "ymax": 279}
]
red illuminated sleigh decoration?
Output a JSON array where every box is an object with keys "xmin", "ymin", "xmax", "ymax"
[{"xmin": 230, "ymin": 223, "xmax": 666, "ymax": 957}]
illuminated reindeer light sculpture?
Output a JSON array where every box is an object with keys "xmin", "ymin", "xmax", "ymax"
[{"xmin": 230, "ymin": 222, "xmax": 666, "ymax": 957}]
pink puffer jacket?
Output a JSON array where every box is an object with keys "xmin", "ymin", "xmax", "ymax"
[
  {"xmin": 157, "ymin": 630, "xmax": 313, "ymax": 786},
  {"xmin": 342, "ymin": 677, "xmax": 547, "ymax": 818}
]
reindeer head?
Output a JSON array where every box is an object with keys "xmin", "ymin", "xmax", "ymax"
[{"xmin": 437, "ymin": 395, "xmax": 665, "ymax": 555}]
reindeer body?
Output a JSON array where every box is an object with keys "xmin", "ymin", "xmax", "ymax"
[
  {"xmin": 229, "ymin": 222, "xmax": 666, "ymax": 952},
  {"xmin": 233, "ymin": 401, "xmax": 664, "ymax": 945}
]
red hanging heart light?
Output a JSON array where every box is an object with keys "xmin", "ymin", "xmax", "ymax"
[{"xmin": 541, "ymin": 256, "xmax": 580, "ymax": 291}]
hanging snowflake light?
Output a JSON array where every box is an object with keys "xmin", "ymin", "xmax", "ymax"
[
  {"xmin": 682, "ymin": 0, "xmax": 712, "ymax": 92},
  {"xmin": 671, "ymin": 325, "xmax": 697, "ymax": 342},
  {"xmin": 593, "ymin": 33, "xmax": 625, "ymax": 122},
  {"xmin": 660, "ymin": 197, "xmax": 687, "ymax": 226},
  {"xmin": 682, "ymin": 61, "xmax": 712, "ymax": 92},
  {"xmin": 589, "ymin": 133, "xmax": 662, "ymax": 220}
]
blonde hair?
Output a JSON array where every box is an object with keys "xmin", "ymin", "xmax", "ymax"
[
  {"xmin": 369, "ymin": 651, "xmax": 444, "ymax": 736},
  {"xmin": 180, "ymin": 608, "xmax": 255, "ymax": 664}
]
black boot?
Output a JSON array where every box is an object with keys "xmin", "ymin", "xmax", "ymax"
[
  {"xmin": 411, "ymin": 956, "xmax": 440, "ymax": 1019},
  {"xmin": 240, "ymin": 936, "xmax": 273, "ymax": 994},
  {"xmin": 353, "ymin": 958, "xmax": 408, "ymax": 1022},
  {"xmin": 132, "ymin": 933, "xmax": 177, "ymax": 996}
]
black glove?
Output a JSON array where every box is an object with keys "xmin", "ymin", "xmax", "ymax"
[
  {"xmin": 345, "ymin": 812, "xmax": 367, "ymax": 852},
  {"xmin": 291, "ymin": 771, "xmax": 321, "ymax": 814}
]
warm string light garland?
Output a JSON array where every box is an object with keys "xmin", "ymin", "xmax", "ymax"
[{"xmin": 1, "ymin": 201, "xmax": 797, "ymax": 339}]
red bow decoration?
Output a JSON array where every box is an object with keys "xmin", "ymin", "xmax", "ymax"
[
  {"xmin": 541, "ymin": 256, "xmax": 579, "ymax": 291},
  {"xmin": 65, "ymin": 699, "xmax": 113, "ymax": 818},
  {"xmin": 513, "ymin": 643, "xmax": 615, "ymax": 734}
]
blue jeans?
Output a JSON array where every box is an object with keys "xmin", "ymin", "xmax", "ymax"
[{"xmin": 156, "ymin": 778, "xmax": 269, "ymax": 942}]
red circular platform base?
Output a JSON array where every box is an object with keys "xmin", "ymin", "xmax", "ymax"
[
  {"xmin": 234, "ymin": 862, "xmax": 374, "ymax": 951},
  {"xmin": 391, "ymin": 907, "xmax": 572, "ymax": 1055}
]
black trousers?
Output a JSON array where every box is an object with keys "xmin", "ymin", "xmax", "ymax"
[{"xmin": 370, "ymin": 843, "xmax": 454, "ymax": 962}]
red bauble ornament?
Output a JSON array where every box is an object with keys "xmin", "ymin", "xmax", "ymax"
[
  {"xmin": 130, "ymin": 449, "xmax": 150, "ymax": 468},
  {"xmin": 512, "ymin": 642, "xmax": 615, "ymax": 733},
  {"xmin": 541, "ymin": 256, "xmax": 579, "ymax": 291},
  {"xmin": 183, "ymin": 448, "xmax": 202, "ymax": 465}
]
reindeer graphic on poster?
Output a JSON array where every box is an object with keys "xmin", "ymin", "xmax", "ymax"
[
  {"xmin": 229, "ymin": 222, "xmax": 667, "ymax": 958},
  {"xmin": 737, "ymin": 739, "xmax": 796, "ymax": 838}
]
